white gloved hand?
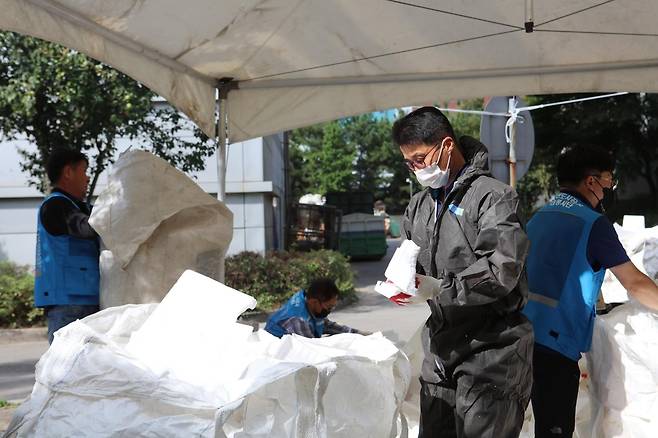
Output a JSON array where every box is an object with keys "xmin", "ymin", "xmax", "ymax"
[
  {"xmin": 379, "ymin": 275, "xmax": 446, "ymax": 306},
  {"xmin": 415, "ymin": 274, "xmax": 445, "ymax": 301}
]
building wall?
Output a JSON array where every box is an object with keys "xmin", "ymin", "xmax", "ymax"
[
  {"xmin": 0, "ymin": 132, "xmax": 286, "ymax": 266},
  {"xmin": 0, "ymin": 198, "xmax": 40, "ymax": 264}
]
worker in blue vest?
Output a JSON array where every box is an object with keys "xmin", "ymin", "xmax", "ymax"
[
  {"xmin": 523, "ymin": 145, "xmax": 658, "ymax": 438},
  {"xmin": 265, "ymin": 278, "xmax": 368, "ymax": 338},
  {"xmin": 35, "ymin": 149, "xmax": 100, "ymax": 344}
]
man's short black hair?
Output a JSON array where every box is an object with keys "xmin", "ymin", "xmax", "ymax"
[
  {"xmin": 306, "ymin": 278, "xmax": 339, "ymax": 302},
  {"xmin": 392, "ymin": 106, "xmax": 456, "ymax": 147},
  {"xmin": 557, "ymin": 145, "xmax": 614, "ymax": 187},
  {"xmin": 46, "ymin": 149, "xmax": 88, "ymax": 184}
]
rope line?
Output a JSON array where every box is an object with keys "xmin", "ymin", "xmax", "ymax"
[
  {"xmin": 243, "ymin": 29, "xmax": 520, "ymax": 82},
  {"xmin": 436, "ymin": 92, "xmax": 630, "ymax": 117},
  {"xmin": 383, "ymin": 0, "xmax": 521, "ymax": 29},
  {"xmin": 535, "ymin": 29, "xmax": 658, "ymax": 37},
  {"xmin": 535, "ymin": 0, "xmax": 617, "ymax": 27},
  {"xmin": 240, "ymin": 0, "xmax": 650, "ymax": 84}
]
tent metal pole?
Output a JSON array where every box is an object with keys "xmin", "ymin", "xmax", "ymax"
[
  {"xmin": 216, "ymin": 79, "xmax": 237, "ymax": 203},
  {"xmin": 507, "ymin": 97, "xmax": 518, "ymax": 188},
  {"xmin": 213, "ymin": 88, "xmax": 228, "ymax": 283},
  {"xmin": 214, "ymin": 80, "xmax": 235, "ymax": 283},
  {"xmin": 509, "ymin": 120, "xmax": 517, "ymax": 188},
  {"xmin": 216, "ymin": 94, "xmax": 228, "ymax": 202}
]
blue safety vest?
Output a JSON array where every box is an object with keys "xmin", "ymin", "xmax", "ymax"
[
  {"xmin": 265, "ymin": 290, "xmax": 324, "ymax": 338},
  {"xmin": 523, "ymin": 192, "xmax": 605, "ymax": 361},
  {"xmin": 34, "ymin": 192, "xmax": 100, "ymax": 307}
]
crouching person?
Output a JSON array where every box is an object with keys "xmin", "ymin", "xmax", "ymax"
[{"xmin": 265, "ymin": 278, "xmax": 367, "ymax": 338}]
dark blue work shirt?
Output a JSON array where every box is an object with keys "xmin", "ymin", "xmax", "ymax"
[{"xmin": 562, "ymin": 190, "xmax": 629, "ymax": 271}]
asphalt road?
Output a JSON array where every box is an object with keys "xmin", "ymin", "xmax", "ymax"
[
  {"xmin": 0, "ymin": 341, "xmax": 48, "ymax": 403},
  {"xmin": 331, "ymin": 237, "xmax": 429, "ymax": 346}
]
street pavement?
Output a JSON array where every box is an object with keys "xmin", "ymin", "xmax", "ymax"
[
  {"xmin": 0, "ymin": 236, "xmax": 429, "ymax": 431},
  {"xmin": 331, "ymin": 237, "xmax": 429, "ymax": 346},
  {"xmin": 0, "ymin": 340, "xmax": 48, "ymax": 432},
  {"xmin": 0, "ymin": 340, "xmax": 48, "ymax": 404}
]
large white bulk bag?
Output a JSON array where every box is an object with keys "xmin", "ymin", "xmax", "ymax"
[
  {"xmin": 89, "ymin": 150, "xmax": 233, "ymax": 308},
  {"xmin": 4, "ymin": 271, "xmax": 410, "ymax": 438}
]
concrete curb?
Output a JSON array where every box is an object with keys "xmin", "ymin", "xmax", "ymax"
[{"xmin": 0, "ymin": 327, "xmax": 47, "ymax": 345}]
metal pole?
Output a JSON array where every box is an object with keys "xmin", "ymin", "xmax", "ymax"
[
  {"xmin": 282, "ymin": 131, "xmax": 290, "ymax": 250},
  {"xmin": 216, "ymin": 92, "xmax": 228, "ymax": 202},
  {"xmin": 524, "ymin": 0, "xmax": 534, "ymax": 32},
  {"xmin": 509, "ymin": 119, "xmax": 517, "ymax": 188},
  {"xmin": 508, "ymin": 97, "xmax": 518, "ymax": 188},
  {"xmin": 215, "ymin": 82, "xmax": 233, "ymax": 283}
]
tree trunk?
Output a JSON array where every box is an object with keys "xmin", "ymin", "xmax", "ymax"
[{"xmin": 88, "ymin": 144, "xmax": 108, "ymax": 200}]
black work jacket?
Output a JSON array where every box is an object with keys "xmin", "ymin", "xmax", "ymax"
[{"xmin": 402, "ymin": 136, "xmax": 531, "ymax": 380}]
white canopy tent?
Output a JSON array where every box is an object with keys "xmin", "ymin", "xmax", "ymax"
[{"xmin": 3, "ymin": 0, "xmax": 658, "ymax": 197}]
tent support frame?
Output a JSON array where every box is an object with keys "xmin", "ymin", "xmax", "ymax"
[
  {"xmin": 214, "ymin": 79, "xmax": 238, "ymax": 282},
  {"xmin": 215, "ymin": 79, "xmax": 238, "ymax": 202}
]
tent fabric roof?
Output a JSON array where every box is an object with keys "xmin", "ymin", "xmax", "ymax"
[{"xmin": 3, "ymin": 0, "xmax": 658, "ymax": 141}]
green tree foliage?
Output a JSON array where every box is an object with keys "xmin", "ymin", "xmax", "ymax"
[
  {"xmin": 289, "ymin": 102, "xmax": 496, "ymax": 213},
  {"xmin": 529, "ymin": 93, "xmax": 658, "ymax": 217},
  {"xmin": 443, "ymin": 98, "xmax": 483, "ymax": 139},
  {"xmin": 346, "ymin": 114, "xmax": 411, "ymax": 211},
  {"xmin": 515, "ymin": 162, "xmax": 559, "ymax": 219},
  {"xmin": 0, "ymin": 262, "xmax": 43, "ymax": 328},
  {"xmin": 438, "ymin": 98, "xmax": 558, "ymax": 218},
  {"xmin": 0, "ymin": 31, "xmax": 214, "ymax": 196},
  {"xmin": 225, "ymin": 250, "xmax": 354, "ymax": 311},
  {"xmin": 289, "ymin": 121, "xmax": 355, "ymax": 196},
  {"xmin": 289, "ymin": 114, "xmax": 412, "ymax": 212}
]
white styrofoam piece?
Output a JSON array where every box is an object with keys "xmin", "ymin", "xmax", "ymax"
[
  {"xmin": 383, "ymin": 240, "xmax": 421, "ymax": 295},
  {"xmin": 375, "ymin": 280, "xmax": 403, "ymax": 299}
]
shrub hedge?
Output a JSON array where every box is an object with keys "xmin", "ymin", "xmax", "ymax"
[
  {"xmin": 0, "ymin": 262, "xmax": 44, "ymax": 328},
  {"xmin": 225, "ymin": 250, "xmax": 355, "ymax": 311},
  {"xmin": 0, "ymin": 250, "xmax": 355, "ymax": 326}
]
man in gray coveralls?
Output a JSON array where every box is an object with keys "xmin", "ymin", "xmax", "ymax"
[{"xmin": 392, "ymin": 107, "xmax": 533, "ymax": 438}]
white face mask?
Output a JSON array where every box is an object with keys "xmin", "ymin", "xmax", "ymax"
[{"xmin": 414, "ymin": 145, "xmax": 451, "ymax": 189}]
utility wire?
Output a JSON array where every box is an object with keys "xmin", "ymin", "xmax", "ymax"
[
  {"xmin": 244, "ymin": 29, "xmax": 520, "ymax": 82},
  {"xmin": 383, "ymin": 0, "xmax": 521, "ymax": 29},
  {"xmin": 535, "ymin": 0, "xmax": 617, "ymax": 27}
]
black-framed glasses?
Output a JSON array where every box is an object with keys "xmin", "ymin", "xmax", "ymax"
[{"xmin": 403, "ymin": 144, "xmax": 441, "ymax": 171}]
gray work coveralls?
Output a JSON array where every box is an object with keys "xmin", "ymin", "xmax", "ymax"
[{"xmin": 402, "ymin": 136, "xmax": 533, "ymax": 438}]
